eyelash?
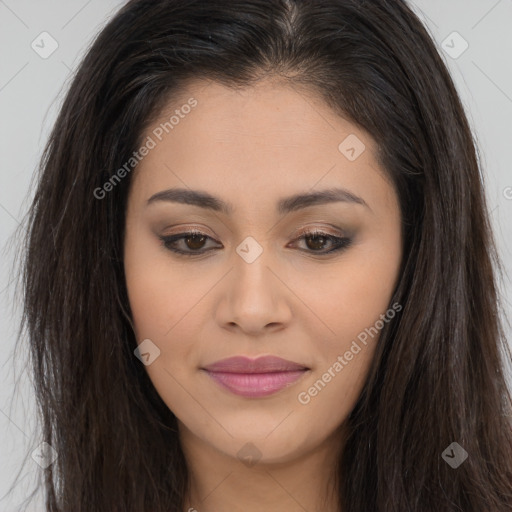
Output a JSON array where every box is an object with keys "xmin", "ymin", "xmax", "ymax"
[{"xmin": 158, "ymin": 228, "xmax": 352, "ymax": 257}]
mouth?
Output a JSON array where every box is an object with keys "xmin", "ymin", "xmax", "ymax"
[{"xmin": 201, "ymin": 355, "xmax": 310, "ymax": 398}]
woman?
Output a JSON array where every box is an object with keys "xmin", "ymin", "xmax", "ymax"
[{"xmin": 14, "ymin": 0, "xmax": 512, "ymax": 510}]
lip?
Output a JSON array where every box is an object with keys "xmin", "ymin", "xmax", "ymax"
[
  {"xmin": 202, "ymin": 356, "xmax": 310, "ymax": 398},
  {"xmin": 203, "ymin": 355, "xmax": 308, "ymax": 373}
]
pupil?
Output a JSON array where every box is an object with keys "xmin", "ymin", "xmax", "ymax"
[
  {"xmin": 306, "ymin": 235, "xmax": 327, "ymax": 251},
  {"xmin": 186, "ymin": 234, "xmax": 206, "ymax": 250}
]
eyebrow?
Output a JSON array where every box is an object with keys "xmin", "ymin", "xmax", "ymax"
[{"xmin": 146, "ymin": 187, "xmax": 370, "ymax": 215}]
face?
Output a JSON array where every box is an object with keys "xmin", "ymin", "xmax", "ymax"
[{"xmin": 124, "ymin": 78, "xmax": 402, "ymax": 465}]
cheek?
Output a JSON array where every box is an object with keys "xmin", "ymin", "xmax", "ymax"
[
  {"xmin": 124, "ymin": 224, "xmax": 190, "ymax": 368},
  {"xmin": 294, "ymin": 349, "xmax": 375, "ymax": 445},
  {"xmin": 293, "ymin": 233, "xmax": 401, "ymax": 419},
  {"xmin": 124, "ymin": 226, "xmax": 223, "ymax": 398},
  {"xmin": 293, "ymin": 265, "xmax": 397, "ymax": 430},
  {"xmin": 124, "ymin": 241, "xmax": 171, "ymax": 339},
  {"xmin": 125, "ymin": 262, "xmax": 198, "ymax": 372},
  {"xmin": 124, "ymin": 220, "xmax": 197, "ymax": 337},
  {"xmin": 124, "ymin": 251, "xmax": 200, "ymax": 418},
  {"xmin": 296, "ymin": 241, "xmax": 400, "ymax": 355}
]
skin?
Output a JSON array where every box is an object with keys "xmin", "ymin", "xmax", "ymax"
[{"xmin": 124, "ymin": 77, "xmax": 403, "ymax": 512}]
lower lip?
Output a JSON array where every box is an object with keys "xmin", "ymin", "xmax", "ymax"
[{"xmin": 203, "ymin": 370, "xmax": 308, "ymax": 398}]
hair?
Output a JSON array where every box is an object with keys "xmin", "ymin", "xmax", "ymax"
[{"xmin": 8, "ymin": 0, "xmax": 512, "ymax": 510}]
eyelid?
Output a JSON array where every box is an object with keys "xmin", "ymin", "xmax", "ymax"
[
  {"xmin": 161, "ymin": 223, "xmax": 346, "ymax": 243},
  {"xmin": 292, "ymin": 224, "xmax": 345, "ymax": 239},
  {"xmin": 162, "ymin": 224, "xmax": 217, "ymax": 236}
]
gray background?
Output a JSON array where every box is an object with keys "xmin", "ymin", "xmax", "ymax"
[{"xmin": 1, "ymin": 1, "xmax": 511, "ymax": 509}]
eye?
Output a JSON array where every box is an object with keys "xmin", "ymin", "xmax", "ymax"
[
  {"xmin": 289, "ymin": 228, "xmax": 352, "ymax": 255},
  {"xmin": 159, "ymin": 228, "xmax": 352, "ymax": 257},
  {"xmin": 159, "ymin": 230, "xmax": 220, "ymax": 256}
]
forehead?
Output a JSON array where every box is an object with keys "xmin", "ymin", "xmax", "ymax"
[
  {"xmin": 148, "ymin": 77, "xmax": 377, "ymax": 149},
  {"xmin": 130, "ymin": 78, "xmax": 392, "ymax": 213}
]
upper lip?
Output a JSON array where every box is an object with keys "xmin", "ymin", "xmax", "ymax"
[{"xmin": 202, "ymin": 356, "xmax": 308, "ymax": 374}]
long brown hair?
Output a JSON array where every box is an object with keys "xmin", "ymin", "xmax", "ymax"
[{"xmin": 9, "ymin": 0, "xmax": 512, "ymax": 510}]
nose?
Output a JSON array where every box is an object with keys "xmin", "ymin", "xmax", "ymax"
[{"xmin": 215, "ymin": 253, "xmax": 293, "ymax": 336}]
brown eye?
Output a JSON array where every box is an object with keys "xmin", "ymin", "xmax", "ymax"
[
  {"xmin": 160, "ymin": 229, "xmax": 352, "ymax": 258},
  {"xmin": 183, "ymin": 233, "xmax": 208, "ymax": 250},
  {"xmin": 291, "ymin": 229, "xmax": 353, "ymax": 255},
  {"xmin": 159, "ymin": 230, "xmax": 220, "ymax": 256},
  {"xmin": 303, "ymin": 233, "xmax": 330, "ymax": 251}
]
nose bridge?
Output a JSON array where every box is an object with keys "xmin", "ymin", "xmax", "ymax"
[
  {"xmin": 216, "ymin": 235, "xmax": 291, "ymax": 333},
  {"xmin": 232, "ymin": 235, "xmax": 276, "ymax": 310}
]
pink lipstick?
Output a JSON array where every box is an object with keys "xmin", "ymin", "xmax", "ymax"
[{"xmin": 202, "ymin": 356, "xmax": 309, "ymax": 398}]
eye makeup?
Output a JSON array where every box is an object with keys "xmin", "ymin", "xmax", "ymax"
[{"xmin": 158, "ymin": 227, "xmax": 353, "ymax": 258}]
